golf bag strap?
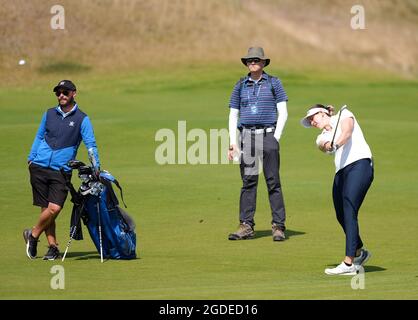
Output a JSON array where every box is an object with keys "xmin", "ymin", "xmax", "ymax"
[
  {"xmin": 113, "ymin": 178, "xmax": 127, "ymax": 208},
  {"xmin": 267, "ymin": 75, "xmax": 277, "ymax": 101},
  {"xmin": 60, "ymin": 168, "xmax": 81, "ymax": 204},
  {"xmin": 237, "ymin": 77, "xmax": 245, "ymax": 102}
]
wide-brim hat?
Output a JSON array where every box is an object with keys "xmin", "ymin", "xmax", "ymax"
[
  {"xmin": 241, "ymin": 47, "xmax": 270, "ymax": 67},
  {"xmin": 53, "ymin": 79, "xmax": 76, "ymax": 92},
  {"xmin": 300, "ymin": 106, "xmax": 330, "ymax": 128}
]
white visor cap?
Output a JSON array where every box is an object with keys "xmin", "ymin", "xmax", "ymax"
[{"xmin": 300, "ymin": 107, "xmax": 330, "ymax": 128}]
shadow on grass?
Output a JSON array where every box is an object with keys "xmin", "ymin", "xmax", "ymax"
[
  {"xmin": 253, "ymin": 229, "xmax": 306, "ymax": 239},
  {"xmin": 64, "ymin": 251, "xmax": 101, "ymax": 260},
  {"xmin": 364, "ymin": 266, "xmax": 386, "ymax": 273},
  {"xmin": 63, "ymin": 251, "xmax": 140, "ymax": 261}
]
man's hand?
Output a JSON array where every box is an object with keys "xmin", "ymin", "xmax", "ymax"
[{"xmin": 228, "ymin": 144, "xmax": 239, "ymax": 161}]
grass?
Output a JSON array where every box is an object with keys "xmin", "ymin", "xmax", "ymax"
[{"xmin": 0, "ymin": 65, "xmax": 417, "ymax": 299}]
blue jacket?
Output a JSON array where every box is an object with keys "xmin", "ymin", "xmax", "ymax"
[{"xmin": 28, "ymin": 104, "xmax": 100, "ymax": 171}]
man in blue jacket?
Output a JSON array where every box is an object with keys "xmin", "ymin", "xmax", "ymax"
[{"xmin": 24, "ymin": 80, "xmax": 100, "ymax": 260}]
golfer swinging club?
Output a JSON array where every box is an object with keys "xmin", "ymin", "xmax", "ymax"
[
  {"xmin": 301, "ymin": 104, "xmax": 374, "ymax": 275},
  {"xmin": 24, "ymin": 80, "xmax": 100, "ymax": 260}
]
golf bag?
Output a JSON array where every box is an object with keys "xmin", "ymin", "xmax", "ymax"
[{"xmin": 62, "ymin": 160, "xmax": 137, "ymax": 260}]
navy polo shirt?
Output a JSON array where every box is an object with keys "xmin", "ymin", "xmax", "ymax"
[{"xmin": 229, "ymin": 72, "xmax": 288, "ymax": 126}]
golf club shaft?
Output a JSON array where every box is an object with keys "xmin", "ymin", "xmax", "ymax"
[
  {"xmin": 98, "ymin": 225, "xmax": 103, "ymax": 263},
  {"xmin": 331, "ymin": 105, "xmax": 347, "ymax": 147},
  {"xmin": 62, "ymin": 240, "xmax": 71, "ymax": 261},
  {"xmin": 97, "ymin": 197, "xmax": 104, "ymax": 263},
  {"xmin": 62, "ymin": 226, "xmax": 77, "ymax": 261}
]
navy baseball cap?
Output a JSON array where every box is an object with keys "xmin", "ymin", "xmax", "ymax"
[{"xmin": 53, "ymin": 80, "xmax": 76, "ymax": 92}]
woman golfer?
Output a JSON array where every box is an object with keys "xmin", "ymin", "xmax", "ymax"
[{"xmin": 301, "ymin": 104, "xmax": 374, "ymax": 275}]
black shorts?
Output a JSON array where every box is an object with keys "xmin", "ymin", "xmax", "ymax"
[{"xmin": 29, "ymin": 163, "xmax": 72, "ymax": 208}]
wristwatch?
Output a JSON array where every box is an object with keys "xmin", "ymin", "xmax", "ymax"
[
  {"xmin": 228, "ymin": 146, "xmax": 234, "ymax": 151},
  {"xmin": 335, "ymin": 144, "xmax": 340, "ymax": 150}
]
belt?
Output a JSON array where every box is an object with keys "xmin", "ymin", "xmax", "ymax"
[{"xmin": 242, "ymin": 127, "xmax": 275, "ymax": 134}]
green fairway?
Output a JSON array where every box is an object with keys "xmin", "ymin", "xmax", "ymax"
[{"xmin": 0, "ymin": 66, "xmax": 417, "ymax": 299}]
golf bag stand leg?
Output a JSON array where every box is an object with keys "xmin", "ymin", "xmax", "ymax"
[
  {"xmin": 97, "ymin": 196, "xmax": 104, "ymax": 263},
  {"xmin": 62, "ymin": 227, "xmax": 77, "ymax": 262}
]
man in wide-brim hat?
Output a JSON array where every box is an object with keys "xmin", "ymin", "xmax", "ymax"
[
  {"xmin": 240, "ymin": 47, "xmax": 270, "ymax": 67},
  {"xmin": 227, "ymin": 47, "xmax": 289, "ymax": 242}
]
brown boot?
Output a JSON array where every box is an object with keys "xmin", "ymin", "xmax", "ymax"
[
  {"xmin": 272, "ymin": 224, "xmax": 285, "ymax": 241},
  {"xmin": 228, "ymin": 223, "xmax": 255, "ymax": 240}
]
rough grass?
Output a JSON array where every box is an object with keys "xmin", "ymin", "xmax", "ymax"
[
  {"xmin": 0, "ymin": 67, "xmax": 417, "ymax": 299},
  {"xmin": 1, "ymin": 0, "xmax": 418, "ymax": 86}
]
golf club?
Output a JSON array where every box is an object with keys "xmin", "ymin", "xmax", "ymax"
[
  {"xmin": 330, "ymin": 105, "xmax": 347, "ymax": 147},
  {"xmin": 62, "ymin": 226, "xmax": 77, "ymax": 261},
  {"xmin": 88, "ymin": 148, "xmax": 104, "ymax": 262},
  {"xmin": 97, "ymin": 196, "xmax": 104, "ymax": 263}
]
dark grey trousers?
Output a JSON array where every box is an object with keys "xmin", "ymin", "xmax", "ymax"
[{"xmin": 239, "ymin": 130, "xmax": 286, "ymax": 230}]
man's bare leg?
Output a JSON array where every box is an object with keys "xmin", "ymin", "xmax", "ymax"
[{"xmin": 31, "ymin": 203, "xmax": 62, "ymax": 245}]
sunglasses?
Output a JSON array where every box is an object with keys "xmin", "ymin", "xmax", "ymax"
[
  {"xmin": 55, "ymin": 90, "xmax": 70, "ymax": 97},
  {"xmin": 246, "ymin": 58, "xmax": 261, "ymax": 64}
]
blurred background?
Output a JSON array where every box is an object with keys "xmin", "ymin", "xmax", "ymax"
[{"xmin": 1, "ymin": 0, "xmax": 418, "ymax": 85}]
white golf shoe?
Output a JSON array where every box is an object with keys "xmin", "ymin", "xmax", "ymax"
[{"xmin": 325, "ymin": 262, "xmax": 358, "ymax": 276}]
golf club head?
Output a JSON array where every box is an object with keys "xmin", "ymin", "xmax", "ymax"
[
  {"xmin": 78, "ymin": 165, "xmax": 93, "ymax": 175},
  {"xmin": 67, "ymin": 160, "xmax": 86, "ymax": 169},
  {"xmin": 78, "ymin": 165, "xmax": 94, "ymax": 184}
]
